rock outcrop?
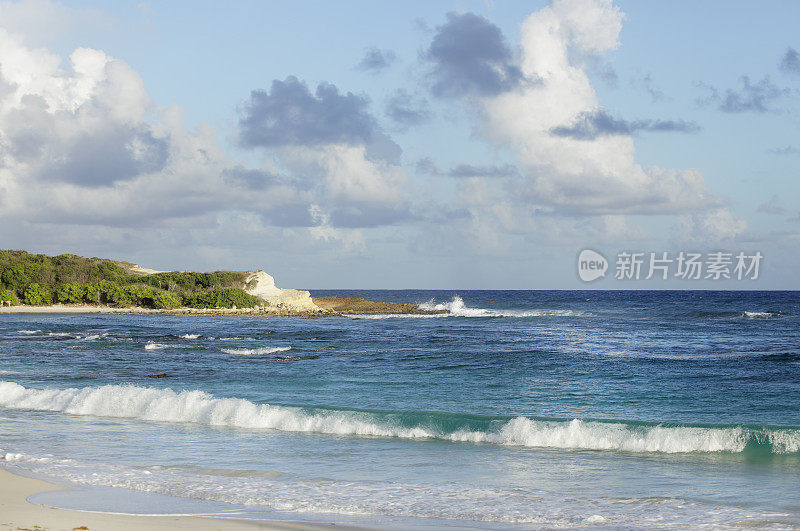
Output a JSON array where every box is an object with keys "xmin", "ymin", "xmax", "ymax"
[{"xmin": 244, "ymin": 270, "xmax": 320, "ymax": 312}]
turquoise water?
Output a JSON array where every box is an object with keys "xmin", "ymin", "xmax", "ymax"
[{"xmin": 1, "ymin": 290, "xmax": 799, "ymax": 528}]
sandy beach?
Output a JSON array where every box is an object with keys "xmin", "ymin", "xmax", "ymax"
[
  {"xmin": 0, "ymin": 304, "xmax": 327, "ymax": 317},
  {"xmin": 0, "ymin": 467, "xmax": 347, "ymax": 530}
]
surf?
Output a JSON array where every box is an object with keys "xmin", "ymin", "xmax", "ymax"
[{"xmin": 1, "ymin": 381, "xmax": 797, "ymax": 455}]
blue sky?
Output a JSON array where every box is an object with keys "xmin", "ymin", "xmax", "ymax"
[{"xmin": 0, "ymin": 0, "xmax": 798, "ymax": 288}]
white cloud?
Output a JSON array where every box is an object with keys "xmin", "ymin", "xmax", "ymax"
[
  {"xmin": 281, "ymin": 144, "xmax": 406, "ymax": 204},
  {"xmin": 672, "ymin": 208, "xmax": 748, "ymax": 247},
  {"xmin": 476, "ymin": 0, "xmax": 717, "ymax": 215},
  {"xmin": 0, "ymin": 0, "xmax": 110, "ymax": 47},
  {"xmin": 308, "ymin": 204, "xmax": 366, "ymax": 253}
]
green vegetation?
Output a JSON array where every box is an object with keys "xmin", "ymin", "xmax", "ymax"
[
  {"xmin": 0, "ymin": 288, "xmax": 19, "ymax": 305},
  {"xmin": 0, "ymin": 250, "xmax": 259, "ymax": 309}
]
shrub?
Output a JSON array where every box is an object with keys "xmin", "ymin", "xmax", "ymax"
[
  {"xmin": 0, "ymin": 288, "xmax": 19, "ymax": 305},
  {"xmin": 150, "ymin": 291, "xmax": 181, "ymax": 309},
  {"xmin": 23, "ymin": 283, "xmax": 52, "ymax": 305},
  {"xmin": 183, "ymin": 288, "xmax": 259, "ymax": 309},
  {"xmin": 83, "ymin": 284, "xmax": 100, "ymax": 304},
  {"xmin": 55, "ymin": 282, "xmax": 84, "ymax": 304}
]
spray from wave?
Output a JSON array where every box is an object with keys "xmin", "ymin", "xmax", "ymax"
[
  {"xmin": 417, "ymin": 296, "xmax": 587, "ymax": 318},
  {"xmin": 0, "ymin": 381, "xmax": 796, "ymax": 455}
]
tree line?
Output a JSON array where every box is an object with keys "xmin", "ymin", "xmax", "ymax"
[{"xmin": 0, "ymin": 250, "xmax": 261, "ymax": 309}]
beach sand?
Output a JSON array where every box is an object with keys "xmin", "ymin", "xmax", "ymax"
[{"xmin": 0, "ymin": 467, "xmax": 348, "ymax": 530}]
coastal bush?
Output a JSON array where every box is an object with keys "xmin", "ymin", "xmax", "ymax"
[
  {"xmin": 133, "ymin": 271, "xmax": 247, "ymax": 294},
  {"xmin": 83, "ymin": 283, "xmax": 100, "ymax": 304},
  {"xmin": 0, "ymin": 250, "xmax": 259, "ymax": 310},
  {"xmin": 55, "ymin": 282, "xmax": 84, "ymax": 304},
  {"xmin": 182, "ymin": 288, "xmax": 259, "ymax": 309},
  {"xmin": 23, "ymin": 283, "xmax": 52, "ymax": 305},
  {"xmin": 0, "ymin": 288, "xmax": 18, "ymax": 305},
  {"xmin": 150, "ymin": 291, "xmax": 181, "ymax": 309}
]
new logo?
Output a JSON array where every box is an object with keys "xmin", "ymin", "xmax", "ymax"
[{"xmin": 577, "ymin": 249, "xmax": 608, "ymax": 282}]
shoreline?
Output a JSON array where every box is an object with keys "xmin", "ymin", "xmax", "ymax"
[
  {"xmin": 0, "ymin": 467, "xmax": 358, "ymax": 530},
  {"xmin": 0, "ymin": 304, "xmax": 328, "ymax": 317},
  {"xmin": 0, "ymin": 299, "xmax": 445, "ymax": 317}
]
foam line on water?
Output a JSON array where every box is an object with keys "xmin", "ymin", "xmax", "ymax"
[
  {"xmin": 220, "ymin": 346, "xmax": 292, "ymax": 355},
  {"xmin": 0, "ymin": 381, "xmax": 797, "ymax": 454}
]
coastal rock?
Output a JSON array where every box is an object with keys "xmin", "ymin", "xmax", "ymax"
[{"xmin": 243, "ymin": 270, "xmax": 320, "ymax": 312}]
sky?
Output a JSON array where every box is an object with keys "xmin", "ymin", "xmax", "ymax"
[{"xmin": 0, "ymin": 0, "xmax": 798, "ymax": 289}]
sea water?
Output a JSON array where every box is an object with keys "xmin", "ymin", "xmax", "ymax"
[{"xmin": 0, "ymin": 290, "xmax": 799, "ymax": 528}]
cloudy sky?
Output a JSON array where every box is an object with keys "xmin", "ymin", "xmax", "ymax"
[{"xmin": 0, "ymin": 0, "xmax": 798, "ymax": 288}]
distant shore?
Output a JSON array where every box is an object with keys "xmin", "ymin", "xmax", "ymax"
[
  {"xmin": 0, "ymin": 467, "xmax": 356, "ymax": 530},
  {"xmin": 0, "ymin": 297, "xmax": 444, "ymax": 317}
]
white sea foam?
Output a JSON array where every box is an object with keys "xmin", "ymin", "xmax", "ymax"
[
  {"xmin": 180, "ymin": 334, "xmax": 201, "ymax": 339},
  {"xmin": 17, "ymin": 330, "xmax": 42, "ymax": 334},
  {"xmin": 0, "ymin": 381, "xmax": 794, "ymax": 454},
  {"xmin": 144, "ymin": 342, "xmax": 169, "ymax": 350},
  {"xmin": 350, "ymin": 313, "xmax": 447, "ymax": 320},
  {"xmin": 417, "ymin": 295, "xmax": 587, "ymax": 318},
  {"xmin": 220, "ymin": 346, "xmax": 292, "ymax": 356},
  {"xmin": 78, "ymin": 333, "xmax": 107, "ymax": 341},
  {"xmin": 743, "ymin": 311, "xmax": 777, "ymax": 319}
]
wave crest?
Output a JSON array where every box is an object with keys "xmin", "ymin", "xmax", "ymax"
[
  {"xmin": 0, "ymin": 381, "xmax": 796, "ymax": 455},
  {"xmin": 417, "ymin": 296, "xmax": 587, "ymax": 318}
]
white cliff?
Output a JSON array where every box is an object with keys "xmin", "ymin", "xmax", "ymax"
[{"xmin": 243, "ymin": 270, "xmax": 320, "ymax": 312}]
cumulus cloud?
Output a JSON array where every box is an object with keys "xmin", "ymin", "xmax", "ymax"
[
  {"xmin": 239, "ymin": 76, "xmax": 378, "ymax": 148},
  {"xmin": 238, "ymin": 76, "xmax": 402, "ymax": 165},
  {"xmin": 308, "ymin": 204, "xmax": 366, "ymax": 253},
  {"xmin": 673, "ymin": 208, "xmax": 747, "ymax": 246},
  {"xmin": 697, "ymin": 76, "xmax": 788, "ymax": 113},
  {"xmin": 780, "ymin": 47, "xmax": 800, "ymax": 75},
  {"xmin": 385, "ymin": 89, "xmax": 431, "ymax": 128},
  {"xmin": 278, "ymin": 144, "xmax": 406, "ymax": 204},
  {"xmin": 236, "ymin": 75, "xmax": 409, "ymax": 214},
  {"xmin": 469, "ymin": 0, "xmax": 716, "ymax": 215},
  {"xmin": 0, "ymin": 28, "xmax": 251, "ymax": 227},
  {"xmin": 0, "ymin": 21, "xmax": 408, "ymax": 248},
  {"xmin": 356, "ymin": 47, "xmax": 396, "ymax": 73},
  {"xmin": 0, "ymin": 0, "xmax": 110, "ymax": 46},
  {"xmin": 425, "ymin": 12, "xmax": 524, "ymax": 97},
  {"xmin": 550, "ymin": 110, "xmax": 700, "ymax": 140}
]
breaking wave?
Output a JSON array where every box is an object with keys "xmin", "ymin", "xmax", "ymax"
[
  {"xmin": 0, "ymin": 381, "xmax": 796, "ymax": 455},
  {"xmin": 743, "ymin": 311, "xmax": 780, "ymax": 319},
  {"xmin": 417, "ymin": 296, "xmax": 587, "ymax": 318}
]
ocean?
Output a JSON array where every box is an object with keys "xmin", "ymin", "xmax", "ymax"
[{"xmin": 0, "ymin": 290, "xmax": 798, "ymax": 528}]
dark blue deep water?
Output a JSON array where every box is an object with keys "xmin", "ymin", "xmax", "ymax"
[{"xmin": 1, "ymin": 291, "xmax": 799, "ymax": 528}]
